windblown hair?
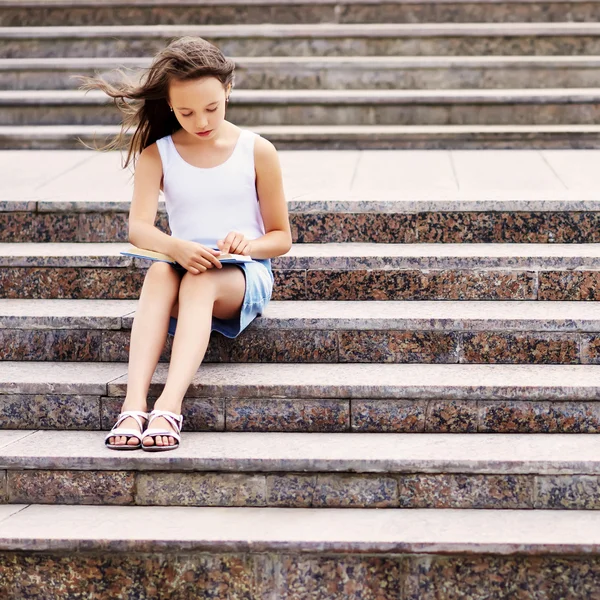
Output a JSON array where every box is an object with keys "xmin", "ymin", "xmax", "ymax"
[{"xmin": 78, "ymin": 36, "xmax": 235, "ymax": 168}]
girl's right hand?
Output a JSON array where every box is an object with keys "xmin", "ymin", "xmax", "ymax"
[{"xmin": 171, "ymin": 240, "xmax": 222, "ymax": 274}]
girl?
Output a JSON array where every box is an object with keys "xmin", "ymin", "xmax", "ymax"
[{"xmin": 82, "ymin": 36, "xmax": 292, "ymax": 452}]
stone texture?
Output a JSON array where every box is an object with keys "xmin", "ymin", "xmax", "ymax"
[
  {"xmin": 539, "ymin": 271, "xmax": 600, "ymax": 300},
  {"xmin": 267, "ymin": 474, "xmax": 317, "ymax": 508},
  {"xmin": 312, "ymin": 474, "xmax": 398, "ymax": 508},
  {"xmin": 0, "ymin": 471, "xmax": 5, "ymax": 503},
  {"xmin": 272, "ymin": 268, "xmax": 306, "ymax": 300},
  {"xmin": 291, "ymin": 212, "xmax": 416, "ymax": 243},
  {"xmin": 278, "ymin": 554, "xmax": 406, "ymax": 599},
  {"xmin": 0, "ymin": 394, "xmax": 101, "ymax": 430},
  {"xmin": 479, "ymin": 401, "xmax": 600, "ymax": 433},
  {"xmin": 136, "ymin": 473, "xmax": 266, "ymax": 507},
  {"xmin": 0, "ymin": 552, "xmax": 262, "ymax": 599},
  {"xmin": 226, "ymin": 399, "xmax": 349, "ymax": 432},
  {"xmin": 426, "ymin": 399, "xmax": 479, "ymax": 432},
  {"xmin": 404, "ymin": 555, "xmax": 600, "ymax": 599},
  {"xmin": 218, "ymin": 330, "xmax": 339, "ymax": 363},
  {"xmin": 461, "ymin": 332, "xmax": 580, "ymax": 364},
  {"xmin": 350, "ymin": 399, "xmax": 426, "ymax": 432},
  {"xmin": 339, "ymin": 331, "xmax": 458, "ymax": 363},
  {"xmin": 398, "ymin": 474, "xmax": 533, "ymax": 509},
  {"xmin": 0, "ymin": 212, "xmax": 79, "ymax": 243},
  {"xmin": 535, "ymin": 475, "xmax": 600, "ymax": 509},
  {"xmin": 7, "ymin": 470, "xmax": 134, "ymax": 505},
  {"xmin": 0, "ymin": 329, "xmax": 102, "ymax": 361}
]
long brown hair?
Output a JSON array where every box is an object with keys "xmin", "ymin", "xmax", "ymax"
[{"xmin": 78, "ymin": 36, "xmax": 235, "ymax": 168}]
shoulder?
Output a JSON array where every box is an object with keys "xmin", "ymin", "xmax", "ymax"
[
  {"xmin": 134, "ymin": 141, "xmax": 163, "ymax": 181},
  {"xmin": 252, "ymin": 133, "xmax": 279, "ymax": 171}
]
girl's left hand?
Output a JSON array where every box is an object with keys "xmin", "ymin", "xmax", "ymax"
[{"xmin": 217, "ymin": 231, "xmax": 252, "ymax": 256}]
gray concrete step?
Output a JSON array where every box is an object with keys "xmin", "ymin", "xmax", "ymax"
[
  {"xmin": 2, "ymin": 0, "xmax": 599, "ymax": 26},
  {"xmin": 3, "ymin": 123, "xmax": 600, "ymax": 150},
  {"xmin": 1, "ymin": 504, "xmax": 600, "ymax": 599},
  {"xmin": 2, "ymin": 430, "xmax": 600, "ymax": 509},
  {"xmin": 4, "ymin": 56, "xmax": 600, "ymax": 90},
  {"xmin": 3, "ymin": 23, "xmax": 600, "ymax": 58},
  {"xmin": 2, "ymin": 360, "xmax": 599, "ymax": 433},
  {"xmin": 3, "ymin": 88, "xmax": 600, "ymax": 127},
  {"xmin": 1, "ymin": 241, "xmax": 600, "ymax": 300},
  {"xmin": 3, "ymin": 298, "xmax": 600, "ymax": 365}
]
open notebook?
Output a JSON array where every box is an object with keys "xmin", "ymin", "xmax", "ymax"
[{"xmin": 120, "ymin": 245, "xmax": 253, "ymax": 265}]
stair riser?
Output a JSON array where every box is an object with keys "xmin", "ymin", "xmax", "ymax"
[
  {"xmin": 1, "ymin": 551, "xmax": 598, "ymax": 600},
  {"xmin": 1, "ymin": 327, "xmax": 598, "ymax": 364},
  {"xmin": 2, "ymin": 2, "xmax": 598, "ymax": 26},
  {"xmin": 4, "ymin": 102, "xmax": 600, "ymax": 126},
  {"xmin": 4, "ymin": 66, "xmax": 600, "ymax": 91},
  {"xmin": 5, "ymin": 130, "xmax": 600, "ymax": 150},
  {"xmin": 4, "ymin": 211, "xmax": 600, "ymax": 244},
  {"xmin": 1, "ymin": 393, "xmax": 599, "ymax": 434},
  {"xmin": 3, "ymin": 36, "xmax": 600, "ymax": 59},
  {"xmin": 1, "ymin": 469, "xmax": 598, "ymax": 509},
  {"xmin": 1, "ymin": 266, "xmax": 599, "ymax": 300}
]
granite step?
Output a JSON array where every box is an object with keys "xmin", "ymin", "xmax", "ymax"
[
  {"xmin": 3, "ymin": 23, "xmax": 600, "ymax": 59},
  {"xmin": 4, "ymin": 195, "xmax": 600, "ymax": 244},
  {"xmin": 4, "ymin": 88, "xmax": 600, "ymax": 127},
  {"xmin": 5, "ymin": 56, "xmax": 600, "ymax": 91},
  {"xmin": 1, "ymin": 504, "xmax": 600, "ymax": 599},
  {"xmin": 3, "ymin": 298, "xmax": 600, "ymax": 366},
  {"xmin": 2, "ymin": 0, "xmax": 599, "ymax": 26},
  {"xmin": 3, "ymin": 360, "xmax": 600, "ymax": 433},
  {"xmin": 1, "ymin": 242, "xmax": 600, "ymax": 300},
  {"xmin": 2, "ymin": 430, "xmax": 600, "ymax": 509},
  {"xmin": 4, "ymin": 124, "xmax": 600, "ymax": 150}
]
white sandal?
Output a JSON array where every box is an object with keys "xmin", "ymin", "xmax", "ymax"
[
  {"xmin": 141, "ymin": 409, "xmax": 184, "ymax": 452},
  {"xmin": 104, "ymin": 410, "xmax": 148, "ymax": 450}
]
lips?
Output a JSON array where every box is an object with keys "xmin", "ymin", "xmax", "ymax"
[{"xmin": 196, "ymin": 130, "xmax": 212, "ymax": 136}]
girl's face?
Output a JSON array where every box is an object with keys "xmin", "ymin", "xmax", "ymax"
[{"xmin": 168, "ymin": 76, "xmax": 231, "ymax": 141}]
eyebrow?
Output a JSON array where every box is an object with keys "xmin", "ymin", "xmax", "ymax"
[{"xmin": 176, "ymin": 101, "xmax": 219, "ymax": 110}]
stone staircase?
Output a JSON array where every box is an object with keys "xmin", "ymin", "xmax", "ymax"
[
  {"xmin": 2, "ymin": 1, "xmax": 600, "ymax": 598},
  {"xmin": 2, "ymin": 0, "xmax": 600, "ymax": 149}
]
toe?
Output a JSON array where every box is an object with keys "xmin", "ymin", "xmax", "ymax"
[{"xmin": 127, "ymin": 436, "xmax": 139, "ymax": 446}]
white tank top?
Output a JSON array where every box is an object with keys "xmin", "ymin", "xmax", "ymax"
[{"xmin": 155, "ymin": 129, "xmax": 266, "ymax": 248}]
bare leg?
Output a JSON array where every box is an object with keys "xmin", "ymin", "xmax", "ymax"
[
  {"xmin": 110, "ymin": 262, "xmax": 182, "ymax": 446},
  {"xmin": 142, "ymin": 265, "xmax": 246, "ymax": 447}
]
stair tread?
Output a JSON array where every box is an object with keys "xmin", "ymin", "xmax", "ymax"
[
  {"xmin": 1, "ymin": 360, "xmax": 599, "ymax": 399},
  {"xmin": 3, "ymin": 22, "xmax": 600, "ymax": 37},
  {"xmin": 3, "ymin": 241, "xmax": 600, "ymax": 268},
  {"xmin": 3, "ymin": 55, "xmax": 600, "ymax": 69},
  {"xmin": 2, "ymin": 430, "xmax": 600, "ymax": 474},
  {"xmin": 5, "ymin": 88, "xmax": 600, "ymax": 103},
  {"xmin": 3, "ymin": 298, "xmax": 600, "ymax": 331},
  {"xmin": 0, "ymin": 503, "xmax": 599, "ymax": 554}
]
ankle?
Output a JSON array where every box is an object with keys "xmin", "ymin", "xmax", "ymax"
[
  {"xmin": 151, "ymin": 396, "xmax": 182, "ymax": 414},
  {"xmin": 121, "ymin": 397, "xmax": 148, "ymax": 413}
]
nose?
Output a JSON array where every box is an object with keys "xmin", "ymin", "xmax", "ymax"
[{"xmin": 195, "ymin": 117, "xmax": 208, "ymax": 130}]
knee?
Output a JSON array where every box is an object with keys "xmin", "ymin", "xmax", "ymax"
[
  {"xmin": 179, "ymin": 268, "xmax": 219, "ymax": 295},
  {"xmin": 144, "ymin": 261, "xmax": 181, "ymax": 287}
]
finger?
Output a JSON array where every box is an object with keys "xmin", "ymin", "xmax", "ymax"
[
  {"xmin": 200, "ymin": 250, "xmax": 222, "ymax": 269},
  {"xmin": 222, "ymin": 232, "xmax": 237, "ymax": 254},
  {"xmin": 229, "ymin": 234, "xmax": 244, "ymax": 254}
]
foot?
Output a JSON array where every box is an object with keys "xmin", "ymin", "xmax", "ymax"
[
  {"xmin": 141, "ymin": 414, "xmax": 179, "ymax": 448},
  {"xmin": 108, "ymin": 414, "xmax": 147, "ymax": 447}
]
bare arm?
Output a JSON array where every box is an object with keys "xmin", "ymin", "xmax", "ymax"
[
  {"xmin": 218, "ymin": 136, "xmax": 293, "ymax": 259},
  {"xmin": 129, "ymin": 143, "xmax": 221, "ymax": 273}
]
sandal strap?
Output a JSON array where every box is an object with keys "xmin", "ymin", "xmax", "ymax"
[
  {"xmin": 111, "ymin": 410, "xmax": 148, "ymax": 433},
  {"xmin": 147, "ymin": 409, "xmax": 183, "ymax": 433}
]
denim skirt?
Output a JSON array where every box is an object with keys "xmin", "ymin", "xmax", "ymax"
[{"xmin": 167, "ymin": 258, "xmax": 273, "ymax": 339}]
